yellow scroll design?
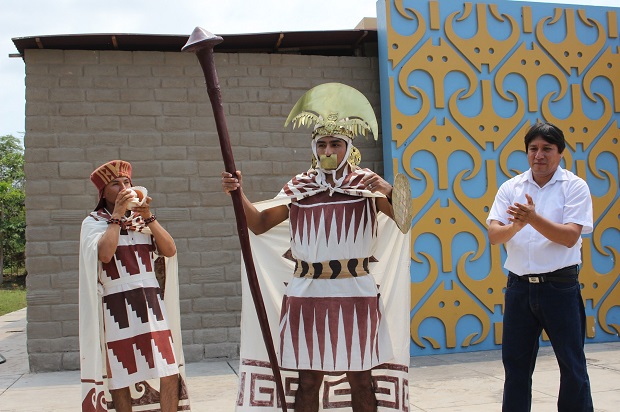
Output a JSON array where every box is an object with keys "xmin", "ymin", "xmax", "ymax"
[{"xmin": 446, "ymin": 3, "xmax": 520, "ymax": 72}]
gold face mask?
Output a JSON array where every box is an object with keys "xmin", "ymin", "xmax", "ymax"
[{"xmin": 319, "ymin": 154, "xmax": 338, "ymax": 170}]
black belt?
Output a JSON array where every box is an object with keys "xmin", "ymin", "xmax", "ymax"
[{"xmin": 510, "ymin": 265, "xmax": 579, "ymax": 284}]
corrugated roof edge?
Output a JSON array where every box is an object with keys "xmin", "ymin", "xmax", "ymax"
[{"xmin": 11, "ymin": 29, "xmax": 378, "ymax": 57}]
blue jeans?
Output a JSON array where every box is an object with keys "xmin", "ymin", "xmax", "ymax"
[{"xmin": 502, "ymin": 272, "xmax": 593, "ymax": 412}]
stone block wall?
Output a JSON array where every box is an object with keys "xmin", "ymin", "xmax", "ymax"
[{"xmin": 23, "ymin": 48, "xmax": 383, "ymax": 371}]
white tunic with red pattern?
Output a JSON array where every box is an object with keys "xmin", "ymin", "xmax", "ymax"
[
  {"xmin": 97, "ymin": 216, "xmax": 179, "ymax": 389},
  {"xmin": 277, "ymin": 168, "xmax": 394, "ymax": 371},
  {"xmin": 79, "ymin": 210, "xmax": 191, "ymax": 411}
]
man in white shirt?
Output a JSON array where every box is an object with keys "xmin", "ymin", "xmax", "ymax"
[{"xmin": 487, "ymin": 122, "xmax": 594, "ymax": 412}]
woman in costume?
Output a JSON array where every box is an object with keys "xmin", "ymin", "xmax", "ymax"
[{"xmin": 79, "ymin": 160, "xmax": 190, "ymax": 412}]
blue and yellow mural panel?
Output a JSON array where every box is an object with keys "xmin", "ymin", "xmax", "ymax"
[{"xmin": 376, "ymin": 0, "xmax": 620, "ymax": 355}]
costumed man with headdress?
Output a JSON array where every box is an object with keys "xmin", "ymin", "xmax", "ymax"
[
  {"xmin": 79, "ymin": 160, "xmax": 191, "ymax": 412},
  {"xmin": 222, "ymin": 83, "xmax": 412, "ymax": 412}
]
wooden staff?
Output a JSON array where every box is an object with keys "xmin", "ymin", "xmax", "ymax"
[{"xmin": 182, "ymin": 27, "xmax": 287, "ymax": 411}]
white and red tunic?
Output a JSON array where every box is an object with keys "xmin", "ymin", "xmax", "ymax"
[
  {"xmin": 96, "ymin": 213, "xmax": 179, "ymax": 389},
  {"xmin": 79, "ymin": 210, "xmax": 190, "ymax": 411},
  {"xmin": 277, "ymin": 169, "xmax": 393, "ymax": 372},
  {"xmin": 235, "ymin": 166, "xmax": 411, "ymax": 411}
]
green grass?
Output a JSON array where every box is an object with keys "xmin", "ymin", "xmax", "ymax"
[{"xmin": 0, "ymin": 273, "xmax": 27, "ymax": 316}]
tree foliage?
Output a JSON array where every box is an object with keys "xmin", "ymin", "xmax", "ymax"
[{"xmin": 0, "ymin": 135, "xmax": 26, "ymax": 281}]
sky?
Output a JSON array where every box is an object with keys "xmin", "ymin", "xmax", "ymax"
[{"xmin": 2, "ymin": 0, "xmax": 619, "ymax": 143}]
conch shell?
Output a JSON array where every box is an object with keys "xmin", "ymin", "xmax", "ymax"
[{"xmin": 127, "ymin": 186, "xmax": 148, "ymax": 210}]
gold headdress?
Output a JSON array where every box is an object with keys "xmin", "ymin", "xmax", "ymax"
[{"xmin": 285, "ymin": 83, "xmax": 379, "ymax": 141}]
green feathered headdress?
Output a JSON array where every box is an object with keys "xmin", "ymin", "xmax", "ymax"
[{"xmin": 284, "ymin": 83, "xmax": 378, "ymax": 140}]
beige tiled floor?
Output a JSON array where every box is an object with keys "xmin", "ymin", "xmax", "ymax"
[{"xmin": 2, "ymin": 308, "xmax": 619, "ymax": 411}]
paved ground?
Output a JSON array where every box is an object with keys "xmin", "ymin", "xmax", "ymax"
[{"xmin": 1, "ymin": 307, "xmax": 619, "ymax": 411}]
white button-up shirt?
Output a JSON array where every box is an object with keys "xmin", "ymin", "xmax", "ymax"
[{"xmin": 486, "ymin": 166, "xmax": 593, "ymax": 276}]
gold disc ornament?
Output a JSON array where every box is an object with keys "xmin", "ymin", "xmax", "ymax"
[{"xmin": 392, "ymin": 173, "xmax": 413, "ymax": 234}]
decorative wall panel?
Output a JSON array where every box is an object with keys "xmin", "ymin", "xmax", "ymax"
[{"xmin": 377, "ymin": 0, "xmax": 620, "ymax": 355}]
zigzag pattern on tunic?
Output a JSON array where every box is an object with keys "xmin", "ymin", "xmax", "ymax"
[
  {"xmin": 290, "ymin": 192, "xmax": 377, "ymax": 248},
  {"xmin": 279, "ymin": 295, "xmax": 382, "ymax": 370}
]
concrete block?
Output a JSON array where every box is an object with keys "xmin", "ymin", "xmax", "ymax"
[
  {"xmin": 49, "ymin": 88, "xmax": 85, "ymax": 102},
  {"xmin": 26, "ymin": 256, "xmax": 62, "ymax": 274},
  {"xmin": 130, "ymin": 101, "xmax": 163, "ymax": 116},
  {"xmin": 190, "ymin": 268, "xmax": 226, "ymax": 284},
  {"xmin": 24, "ymin": 132, "xmax": 58, "ymax": 151},
  {"xmin": 58, "ymin": 161, "xmax": 95, "ymax": 178},
  {"xmin": 203, "ymin": 343, "xmax": 239, "ymax": 359},
  {"xmin": 202, "ymin": 313, "xmax": 239, "ymax": 329},
  {"xmin": 27, "ymin": 321, "xmax": 62, "ymax": 339},
  {"xmin": 51, "ymin": 116, "xmax": 88, "ymax": 131},
  {"xmin": 26, "ymin": 49, "xmax": 64, "ymax": 64},
  {"xmin": 25, "ymin": 116, "xmax": 51, "ymax": 132},
  {"xmin": 62, "ymin": 320, "xmax": 79, "ymax": 336},
  {"xmin": 120, "ymin": 116, "xmax": 156, "ymax": 130},
  {"xmin": 152, "ymin": 66, "xmax": 185, "ymax": 77},
  {"xmin": 64, "ymin": 50, "xmax": 99, "ymax": 64},
  {"xmin": 182, "ymin": 344, "xmax": 204, "ymax": 363},
  {"xmin": 28, "ymin": 353, "xmax": 62, "ymax": 372},
  {"xmin": 226, "ymin": 296, "xmax": 242, "ymax": 311},
  {"xmin": 165, "ymin": 221, "xmax": 203, "ymax": 238},
  {"xmin": 202, "ymin": 222, "xmax": 234, "ymax": 238},
  {"xmin": 201, "ymin": 251, "xmax": 234, "ymax": 266},
  {"xmin": 62, "ymin": 351, "xmax": 80, "ymax": 370},
  {"xmin": 27, "ymin": 305, "xmax": 52, "ymax": 322},
  {"xmin": 121, "ymin": 88, "xmax": 154, "ymax": 101},
  {"xmin": 86, "ymin": 89, "xmax": 121, "ymax": 102},
  {"xmin": 157, "ymin": 116, "xmax": 191, "ymax": 132},
  {"xmin": 133, "ymin": 51, "xmax": 165, "ymax": 65},
  {"xmin": 25, "ymin": 241, "xmax": 50, "ymax": 256},
  {"xmin": 48, "ymin": 64, "xmax": 84, "ymax": 77},
  {"xmin": 60, "ymin": 256, "xmax": 79, "ymax": 271},
  {"xmin": 58, "ymin": 134, "xmax": 96, "ymax": 147},
  {"xmin": 100, "ymin": 51, "xmax": 133, "ymax": 64},
  {"xmin": 154, "ymin": 177, "xmax": 189, "ymax": 192},
  {"xmin": 118, "ymin": 64, "xmax": 151, "ymax": 77},
  {"xmin": 96, "ymin": 102, "xmax": 131, "ymax": 116},
  {"xmin": 163, "ymin": 102, "xmax": 196, "ymax": 117},
  {"xmin": 154, "ymin": 88, "xmax": 188, "ymax": 102},
  {"xmin": 25, "ymin": 87, "xmax": 50, "ymax": 102},
  {"xmin": 161, "ymin": 161, "xmax": 198, "ymax": 176},
  {"xmin": 239, "ymin": 54, "xmax": 270, "ymax": 66},
  {"xmin": 85, "ymin": 146, "xmax": 122, "ymax": 161},
  {"xmin": 181, "ymin": 314, "xmax": 203, "ymax": 330},
  {"xmin": 25, "ymin": 225, "xmax": 61, "ymax": 241},
  {"xmin": 48, "ymin": 241, "xmax": 79, "ymax": 255},
  {"xmin": 201, "ymin": 283, "xmax": 237, "ymax": 298},
  {"xmin": 25, "ymin": 180, "xmax": 51, "ymax": 195},
  {"xmin": 194, "ymin": 328, "xmax": 228, "ymax": 344},
  {"xmin": 83, "ymin": 65, "xmax": 118, "ymax": 77},
  {"xmin": 193, "ymin": 297, "xmax": 227, "ymax": 313},
  {"xmin": 51, "ymin": 304, "xmax": 79, "ymax": 321}
]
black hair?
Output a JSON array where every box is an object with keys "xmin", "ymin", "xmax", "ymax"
[{"xmin": 523, "ymin": 122, "xmax": 565, "ymax": 153}]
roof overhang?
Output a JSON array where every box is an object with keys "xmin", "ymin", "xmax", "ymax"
[{"xmin": 11, "ymin": 30, "xmax": 378, "ymax": 58}]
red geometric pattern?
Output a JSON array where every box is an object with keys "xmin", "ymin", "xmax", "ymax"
[
  {"xmin": 279, "ymin": 295, "xmax": 380, "ymax": 369},
  {"xmin": 107, "ymin": 330, "xmax": 175, "ymax": 375},
  {"xmin": 103, "ymin": 286, "xmax": 164, "ymax": 329},
  {"xmin": 290, "ymin": 192, "xmax": 376, "ymax": 246},
  {"xmin": 102, "ymin": 243, "xmax": 155, "ymax": 280}
]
